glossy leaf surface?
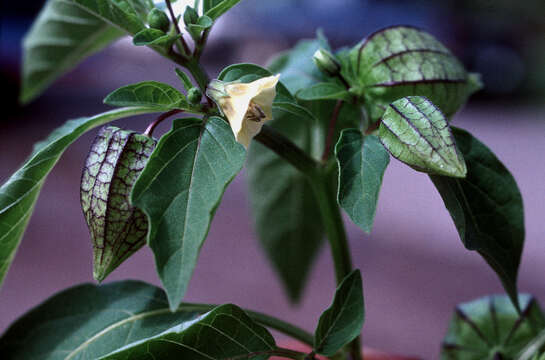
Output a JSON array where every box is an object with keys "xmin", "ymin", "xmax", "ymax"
[
  {"xmin": 335, "ymin": 131, "xmax": 390, "ymax": 233},
  {"xmin": 204, "ymin": 0, "xmax": 242, "ymax": 20},
  {"xmin": 81, "ymin": 127, "xmax": 156, "ymax": 281},
  {"xmin": 20, "ymin": 0, "xmax": 123, "ymax": 103},
  {"xmin": 0, "ymin": 107, "xmax": 157, "ymax": 289},
  {"xmin": 104, "ymin": 81, "xmax": 188, "ymax": 110},
  {"xmin": 379, "ymin": 96, "xmax": 466, "ymax": 177},
  {"xmin": 72, "ymin": 0, "xmax": 149, "ymax": 34},
  {"xmin": 0, "ymin": 281, "xmax": 199, "ymax": 360},
  {"xmin": 430, "ymin": 127, "xmax": 525, "ymax": 309},
  {"xmin": 350, "ymin": 26, "xmax": 481, "ymax": 122},
  {"xmin": 441, "ymin": 294, "xmax": 545, "ymax": 359},
  {"xmin": 131, "ymin": 117, "xmax": 245, "ymax": 310},
  {"xmin": 314, "ymin": 270, "xmax": 364, "ymax": 356},
  {"xmin": 101, "ymin": 304, "xmax": 275, "ymax": 360}
]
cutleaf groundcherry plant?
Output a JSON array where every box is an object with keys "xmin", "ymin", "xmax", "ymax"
[{"xmin": 1, "ymin": 1, "xmax": 544, "ymax": 359}]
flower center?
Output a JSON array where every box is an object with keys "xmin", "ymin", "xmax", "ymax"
[{"xmin": 244, "ymin": 101, "xmax": 266, "ymax": 122}]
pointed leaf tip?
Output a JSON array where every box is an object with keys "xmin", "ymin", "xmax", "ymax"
[{"xmin": 379, "ymin": 96, "xmax": 467, "ymax": 178}]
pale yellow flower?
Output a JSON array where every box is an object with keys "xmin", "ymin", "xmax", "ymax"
[{"xmin": 207, "ymin": 75, "xmax": 280, "ymax": 148}]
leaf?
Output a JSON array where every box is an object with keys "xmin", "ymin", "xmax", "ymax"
[
  {"xmin": 296, "ymin": 82, "xmax": 351, "ymax": 102},
  {"xmin": 0, "ymin": 281, "xmax": 201, "ymax": 360},
  {"xmin": 0, "ymin": 107, "xmax": 158, "ymax": 289},
  {"xmin": 131, "ymin": 117, "xmax": 246, "ymax": 310},
  {"xmin": 175, "ymin": 68, "xmax": 194, "ymax": 91},
  {"xmin": 314, "ymin": 270, "xmax": 364, "ymax": 356},
  {"xmin": 104, "ymin": 81, "xmax": 188, "ymax": 110},
  {"xmin": 204, "ymin": 0, "xmax": 242, "ymax": 20},
  {"xmin": 441, "ymin": 294, "xmax": 545, "ymax": 360},
  {"xmin": 20, "ymin": 0, "xmax": 124, "ymax": 104},
  {"xmin": 379, "ymin": 96, "xmax": 467, "ymax": 177},
  {"xmin": 132, "ymin": 28, "xmax": 179, "ymax": 46},
  {"xmin": 218, "ymin": 63, "xmax": 295, "ymax": 103},
  {"xmin": 267, "ymin": 35, "xmax": 330, "ymax": 95},
  {"xmin": 100, "ymin": 304, "xmax": 276, "ymax": 360},
  {"xmin": 430, "ymin": 127, "xmax": 525, "ymax": 310},
  {"xmin": 335, "ymin": 131, "xmax": 390, "ymax": 233},
  {"xmin": 80, "ymin": 127, "xmax": 156, "ymax": 281},
  {"xmin": 71, "ymin": 0, "xmax": 147, "ymax": 34},
  {"xmin": 247, "ymin": 109, "xmax": 324, "ymax": 302},
  {"xmin": 350, "ymin": 25, "xmax": 481, "ymax": 122},
  {"xmin": 187, "ymin": 15, "xmax": 213, "ymax": 37}
]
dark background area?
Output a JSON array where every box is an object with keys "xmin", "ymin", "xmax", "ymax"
[{"xmin": 1, "ymin": 1, "xmax": 544, "ymax": 358}]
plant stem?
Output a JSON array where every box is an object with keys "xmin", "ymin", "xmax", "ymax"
[
  {"xmin": 179, "ymin": 303, "xmax": 315, "ymax": 346},
  {"xmin": 322, "ymin": 100, "xmax": 344, "ymax": 161},
  {"xmin": 144, "ymin": 109, "xmax": 183, "ymax": 137},
  {"xmin": 165, "ymin": 0, "xmax": 191, "ymax": 56},
  {"xmin": 309, "ymin": 168, "xmax": 363, "ymax": 360},
  {"xmin": 255, "ymin": 125, "xmax": 319, "ymax": 176}
]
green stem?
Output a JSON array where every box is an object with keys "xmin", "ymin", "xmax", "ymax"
[
  {"xmin": 185, "ymin": 58, "xmax": 210, "ymax": 93},
  {"xmin": 179, "ymin": 303, "xmax": 314, "ymax": 346},
  {"xmin": 308, "ymin": 168, "xmax": 362, "ymax": 360}
]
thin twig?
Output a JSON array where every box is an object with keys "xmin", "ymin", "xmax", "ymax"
[
  {"xmin": 165, "ymin": 0, "xmax": 191, "ymax": 55},
  {"xmin": 144, "ymin": 109, "xmax": 184, "ymax": 137},
  {"xmin": 321, "ymin": 99, "xmax": 344, "ymax": 161}
]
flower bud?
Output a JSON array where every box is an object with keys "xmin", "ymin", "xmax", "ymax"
[
  {"xmin": 187, "ymin": 87, "xmax": 202, "ymax": 104},
  {"xmin": 313, "ymin": 48, "xmax": 341, "ymax": 77},
  {"xmin": 80, "ymin": 126, "xmax": 156, "ymax": 282},
  {"xmin": 183, "ymin": 5, "xmax": 199, "ymax": 26},
  {"xmin": 147, "ymin": 8, "xmax": 170, "ymax": 33}
]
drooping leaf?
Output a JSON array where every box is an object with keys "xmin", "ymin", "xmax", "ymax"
[
  {"xmin": 335, "ymin": 131, "xmax": 389, "ymax": 233},
  {"xmin": 379, "ymin": 96, "xmax": 467, "ymax": 177},
  {"xmin": 100, "ymin": 304, "xmax": 276, "ymax": 360},
  {"xmin": 20, "ymin": 0, "xmax": 124, "ymax": 104},
  {"xmin": 349, "ymin": 25, "xmax": 482, "ymax": 122},
  {"xmin": 175, "ymin": 68, "xmax": 195, "ymax": 91},
  {"xmin": 441, "ymin": 294, "xmax": 545, "ymax": 360},
  {"xmin": 104, "ymin": 81, "xmax": 188, "ymax": 110},
  {"xmin": 204, "ymin": 0, "xmax": 242, "ymax": 20},
  {"xmin": 296, "ymin": 82, "xmax": 351, "ymax": 102},
  {"xmin": 247, "ymin": 110, "xmax": 324, "ymax": 302},
  {"xmin": 80, "ymin": 127, "xmax": 156, "ymax": 281},
  {"xmin": 131, "ymin": 117, "xmax": 245, "ymax": 310},
  {"xmin": 71, "ymin": 0, "xmax": 148, "ymax": 34},
  {"xmin": 0, "ymin": 281, "xmax": 200, "ymax": 360},
  {"xmin": 314, "ymin": 270, "xmax": 365, "ymax": 356},
  {"xmin": 0, "ymin": 107, "xmax": 157, "ymax": 289},
  {"xmin": 430, "ymin": 127, "xmax": 525, "ymax": 310},
  {"xmin": 132, "ymin": 28, "xmax": 179, "ymax": 46}
]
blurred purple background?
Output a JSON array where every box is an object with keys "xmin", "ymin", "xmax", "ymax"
[{"xmin": 1, "ymin": 1, "xmax": 544, "ymax": 358}]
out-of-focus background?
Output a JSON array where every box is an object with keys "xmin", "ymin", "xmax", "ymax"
[{"xmin": 1, "ymin": 0, "xmax": 544, "ymax": 358}]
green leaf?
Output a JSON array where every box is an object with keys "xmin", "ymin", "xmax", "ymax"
[
  {"xmin": 71, "ymin": 0, "xmax": 148, "ymax": 34},
  {"xmin": 441, "ymin": 294, "xmax": 545, "ymax": 360},
  {"xmin": 187, "ymin": 15, "xmax": 213, "ymax": 37},
  {"xmin": 267, "ymin": 36, "xmax": 330, "ymax": 94},
  {"xmin": 133, "ymin": 28, "xmax": 179, "ymax": 46},
  {"xmin": 204, "ymin": 0, "xmax": 242, "ymax": 20},
  {"xmin": 131, "ymin": 117, "xmax": 246, "ymax": 310},
  {"xmin": 175, "ymin": 68, "xmax": 195, "ymax": 91},
  {"xmin": 80, "ymin": 127, "xmax": 156, "ymax": 281},
  {"xmin": 0, "ymin": 281, "xmax": 201, "ymax": 360},
  {"xmin": 100, "ymin": 304, "xmax": 276, "ymax": 360},
  {"xmin": 0, "ymin": 107, "xmax": 157, "ymax": 289},
  {"xmin": 314, "ymin": 270, "xmax": 364, "ymax": 356},
  {"xmin": 379, "ymin": 96, "xmax": 467, "ymax": 177},
  {"xmin": 247, "ymin": 108, "xmax": 324, "ymax": 302},
  {"xmin": 350, "ymin": 25, "xmax": 481, "ymax": 122},
  {"xmin": 335, "ymin": 131, "xmax": 390, "ymax": 233},
  {"xmin": 218, "ymin": 63, "xmax": 295, "ymax": 103},
  {"xmin": 430, "ymin": 127, "xmax": 525, "ymax": 310},
  {"xmin": 296, "ymin": 82, "xmax": 351, "ymax": 102},
  {"xmin": 104, "ymin": 81, "xmax": 188, "ymax": 110},
  {"xmin": 20, "ymin": 0, "xmax": 124, "ymax": 104}
]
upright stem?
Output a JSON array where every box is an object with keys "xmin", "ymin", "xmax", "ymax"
[{"xmin": 165, "ymin": 0, "xmax": 191, "ymax": 56}]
